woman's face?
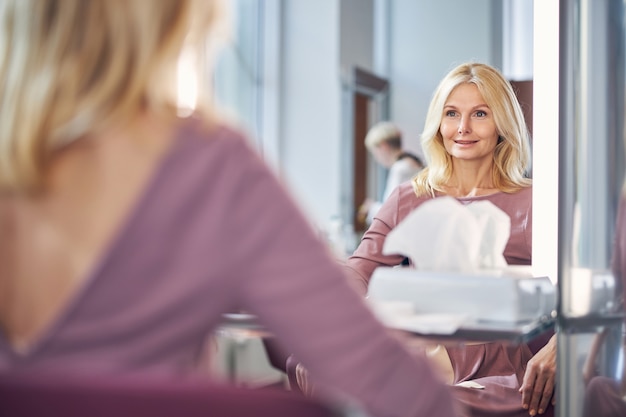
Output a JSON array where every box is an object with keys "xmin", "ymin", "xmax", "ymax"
[{"xmin": 439, "ymin": 83, "xmax": 499, "ymax": 164}]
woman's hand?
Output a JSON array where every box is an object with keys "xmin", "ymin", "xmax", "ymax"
[
  {"xmin": 357, "ymin": 198, "xmax": 374, "ymax": 224},
  {"xmin": 295, "ymin": 363, "xmax": 315, "ymax": 397},
  {"xmin": 519, "ymin": 335, "xmax": 557, "ymax": 416}
]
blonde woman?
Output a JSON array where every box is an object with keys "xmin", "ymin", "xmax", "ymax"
[
  {"xmin": 345, "ymin": 62, "xmax": 556, "ymax": 417},
  {"xmin": 0, "ymin": 2, "xmax": 458, "ymax": 417}
]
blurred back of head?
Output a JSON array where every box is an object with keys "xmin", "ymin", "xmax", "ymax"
[
  {"xmin": 0, "ymin": 0, "xmax": 228, "ymax": 192},
  {"xmin": 364, "ymin": 121, "xmax": 403, "ymax": 152}
]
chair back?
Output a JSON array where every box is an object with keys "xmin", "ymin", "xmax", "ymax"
[{"xmin": 0, "ymin": 371, "xmax": 338, "ymax": 417}]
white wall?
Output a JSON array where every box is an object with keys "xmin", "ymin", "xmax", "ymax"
[
  {"xmin": 340, "ymin": 0, "xmax": 374, "ymax": 73},
  {"xmin": 279, "ymin": 1, "xmax": 342, "ymax": 227},
  {"xmin": 276, "ymin": 0, "xmax": 377, "ymax": 230},
  {"xmin": 503, "ymin": 0, "xmax": 534, "ymax": 80},
  {"xmin": 387, "ymin": 0, "xmax": 502, "ymax": 157}
]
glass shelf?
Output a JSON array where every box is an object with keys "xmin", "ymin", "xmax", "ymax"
[{"xmin": 414, "ymin": 314, "xmax": 557, "ymax": 345}]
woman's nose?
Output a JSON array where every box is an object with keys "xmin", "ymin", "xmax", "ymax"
[{"xmin": 458, "ymin": 117, "xmax": 470, "ymax": 134}]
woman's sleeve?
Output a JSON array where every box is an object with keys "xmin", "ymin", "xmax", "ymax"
[
  {"xmin": 344, "ymin": 187, "xmax": 406, "ymax": 295},
  {"xmin": 221, "ymin": 138, "xmax": 457, "ymax": 417}
]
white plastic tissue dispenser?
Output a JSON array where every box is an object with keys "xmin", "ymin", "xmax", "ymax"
[{"xmin": 368, "ymin": 267, "xmax": 556, "ymax": 324}]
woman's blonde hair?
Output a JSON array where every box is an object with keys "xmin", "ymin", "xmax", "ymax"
[
  {"xmin": 0, "ymin": 0, "xmax": 227, "ymax": 191},
  {"xmin": 413, "ymin": 62, "xmax": 532, "ymax": 197}
]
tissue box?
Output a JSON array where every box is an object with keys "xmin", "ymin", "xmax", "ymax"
[{"xmin": 368, "ymin": 267, "xmax": 556, "ymax": 323}]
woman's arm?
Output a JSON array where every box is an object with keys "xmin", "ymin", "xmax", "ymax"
[
  {"xmin": 224, "ymin": 137, "xmax": 458, "ymax": 417},
  {"xmin": 344, "ymin": 186, "xmax": 409, "ymax": 295}
]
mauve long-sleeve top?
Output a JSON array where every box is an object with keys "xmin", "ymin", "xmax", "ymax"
[{"xmin": 0, "ymin": 119, "xmax": 458, "ymax": 417}]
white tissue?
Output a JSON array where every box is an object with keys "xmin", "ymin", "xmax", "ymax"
[
  {"xmin": 455, "ymin": 381, "xmax": 486, "ymax": 389},
  {"xmin": 464, "ymin": 201, "xmax": 511, "ymax": 269},
  {"xmin": 383, "ymin": 197, "xmax": 511, "ymax": 271}
]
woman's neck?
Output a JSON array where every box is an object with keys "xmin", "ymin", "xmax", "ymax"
[{"xmin": 444, "ymin": 161, "xmax": 497, "ymax": 197}]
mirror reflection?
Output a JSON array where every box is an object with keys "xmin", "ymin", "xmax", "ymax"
[{"xmin": 214, "ymin": 2, "xmax": 626, "ymax": 417}]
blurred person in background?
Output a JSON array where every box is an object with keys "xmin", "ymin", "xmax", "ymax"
[{"xmin": 358, "ymin": 122, "xmax": 424, "ymax": 225}]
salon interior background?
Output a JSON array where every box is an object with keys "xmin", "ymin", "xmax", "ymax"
[
  {"xmin": 210, "ymin": 0, "xmax": 534, "ymax": 236},
  {"xmin": 207, "ymin": 4, "xmax": 626, "ymax": 417}
]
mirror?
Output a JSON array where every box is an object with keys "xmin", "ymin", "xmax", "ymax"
[{"xmin": 211, "ymin": 1, "xmax": 626, "ymax": 416}]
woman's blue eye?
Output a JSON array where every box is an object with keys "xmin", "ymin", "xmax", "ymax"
[
  {"xmin": 445, "ymin": 110, "xmax": 457, "ymax": 117},
  {"xmin": 476, "ymin": 110, "xmax": 487, "ymax": 117}
]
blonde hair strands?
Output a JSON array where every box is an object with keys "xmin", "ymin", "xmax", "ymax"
[{"xmin": 0, "ymin": 0, "xmax": 226, "ymax": 192}]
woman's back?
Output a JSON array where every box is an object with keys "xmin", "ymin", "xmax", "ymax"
[{"xmin": 0, "ymin": 112, "xmax": 177, "ymax": 355}]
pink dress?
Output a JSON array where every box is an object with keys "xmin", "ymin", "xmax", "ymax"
[
  {"xmin": 345, "ymin": 182, "xmax": 554, "ymax": 417},
  {"xmin": 0, "ymin": 118, "xmax": 457, "ymax": 417}
]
